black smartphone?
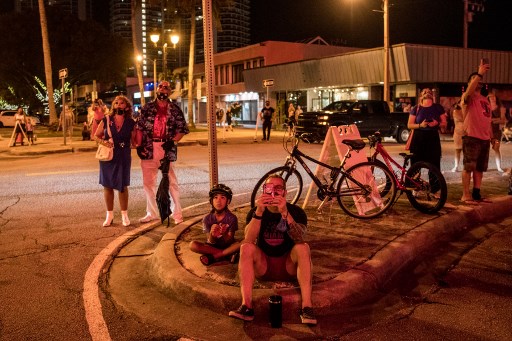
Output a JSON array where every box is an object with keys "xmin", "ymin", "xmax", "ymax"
[
  {"xmin": 263, "ymin": 183, "xmax": 274, "ymax": 197},
  {"xmin": 482, "ymin": 58, "xmax": 489, "ymax": 65}
]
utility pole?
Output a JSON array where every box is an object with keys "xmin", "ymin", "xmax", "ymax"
[
  {"xmin": 463, "ymin": 0, "xmax": 486, "ymax": 48},
  {"xmin": 383, "ymin": 0, "xmax": 390, "ymax": 107}
]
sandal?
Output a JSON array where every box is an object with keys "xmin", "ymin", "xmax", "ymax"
[
  {"xmin": 459, "ymin": 199, "xmax": 479, "ymax": 206},
  {"xmin": 200, "ymin": 254, "xmax": 216, "ymax": 266}
]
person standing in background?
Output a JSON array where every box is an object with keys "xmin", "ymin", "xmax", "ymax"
[
  {"xmin": 94, "ymin": 95, "xmax": 137, "ymax": 227},
  {"xmin": 90, "ymin": 99, "xmax": 107, "ymax": 136},
  {"xmin": 25, "ymin": 116, "xmax": 35, "ymax": 145},
  {"xmin": 135, "ymin": 81, "xmax": 190, "ymax": 225},
  {"xmin": 460, "ymin": 60, "xmax": 492, "ymax": 204},
  {"xmin": 287, "ymin": 103, "xmax": 295, "ymax": 138},
  {"xmin": 451, "ymin": 101, "xmax": 464, "ymax": 172},
  {"xmin": 260, "ymin": 100, "xmax": 275, "ymax": 142},
  {"xmin": 12, "ymin": 107, "xmax": 26, "ymax": 146}
]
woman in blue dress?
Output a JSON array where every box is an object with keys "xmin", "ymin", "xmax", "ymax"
[{"xmin": 94, "ymin": 95, "xmax": 137, "ymax": 227}]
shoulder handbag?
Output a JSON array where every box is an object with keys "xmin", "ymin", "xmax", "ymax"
[
  {"xmin": 95, "ymin": 116, "xmax": 114, "ymax": 161},
  {"xmin": 404, "ymin": 129, "xmax": 414, "ymax": 151}
]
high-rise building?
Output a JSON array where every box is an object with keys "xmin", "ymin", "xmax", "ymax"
[
  {"xmin": 109, "ymin": 0, "xmax": 250, "ymax": 79},
  {"xmin": 14, "ymin": 0, "xmax": 92, "ymax": 21}
]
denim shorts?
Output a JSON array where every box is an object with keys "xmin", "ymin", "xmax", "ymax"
[{"xmin": 462, "ymin": 136, "xmax": 490, "ymax": 172}]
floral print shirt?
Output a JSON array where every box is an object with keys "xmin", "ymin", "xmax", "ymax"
[{"xmin": 135, "ymin": 99, "xmax": 189, "ymax": 161}]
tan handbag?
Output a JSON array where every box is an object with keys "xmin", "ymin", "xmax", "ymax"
[{"xmin": 95, "ymin": 116, "xmax": 114, "ymax": 161}]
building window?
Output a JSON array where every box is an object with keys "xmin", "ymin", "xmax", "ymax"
[{"xmin": 232, "ymin": 63, "xmax": 244, "ymax": 83}]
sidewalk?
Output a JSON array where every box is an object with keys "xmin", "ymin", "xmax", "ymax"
[{"xmin": 0, "ymin": 124, "xmax": 262, "ymax": 157}]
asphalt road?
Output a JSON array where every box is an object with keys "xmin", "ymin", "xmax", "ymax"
[{"xmin": 0, "ymin": 139, "xmax": 510, "ymax": 340}]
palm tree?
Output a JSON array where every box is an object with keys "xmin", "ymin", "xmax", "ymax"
[
  {"xmin": 37, "ymin": 0, "xmax": 57, "ymax": 124},
  {"xmin": 178, "ymin": 0, "xmax": 233, "ymax": 128}
]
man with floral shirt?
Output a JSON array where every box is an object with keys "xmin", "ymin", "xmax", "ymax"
[{"xmin": 135, "ymin": 81, "xmax": 189, "ymax": 224}]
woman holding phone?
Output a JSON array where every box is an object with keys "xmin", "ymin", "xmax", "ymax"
[{"xmin": 407, "ymin": 88, "xmax": 448, "ymax": 192}]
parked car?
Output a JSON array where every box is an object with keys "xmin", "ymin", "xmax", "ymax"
[
  {"xmin": 0, "ymin": 110, "xmax": 41, "ymax": 127},
  {"xmin": 0, "ymin": 110, "xmax": 16, "ymax": 127},
  {"xmin": 295, "ymin": 100, "xmax": 411, "ymax": 143}
]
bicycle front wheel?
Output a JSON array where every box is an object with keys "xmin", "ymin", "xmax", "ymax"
[
  {"xmin": 250, "ymin": 166, "xmax": 303, "ymax": 207},
  {"xmin": 336, "ymin": 161, "xmax": 396, "ymax": 219},
  {"xmin": 405, "ymin": 161, "xmax": 447, "ymax": 213}
]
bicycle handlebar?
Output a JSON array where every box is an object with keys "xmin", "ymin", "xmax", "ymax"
[{"xmin": 367, "ymin": 131, "xmax": 382, "ymax": 148}]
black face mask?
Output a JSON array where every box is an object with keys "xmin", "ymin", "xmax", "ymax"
[
  {"xmin": 157, "ymin": 92, "xmax": 169, "ymax": 100},
  {"xmin": 114, "ymin": 108, "xmax": 126, "ymax": 115}
]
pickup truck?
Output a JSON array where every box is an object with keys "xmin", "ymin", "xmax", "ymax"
[{"xmin": 295, "ymin": 100, "xmax": 411, "ymax": 143}]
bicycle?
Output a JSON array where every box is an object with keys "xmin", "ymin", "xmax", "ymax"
[
  {"xmin": 367, "ymin": 132, "xmax": 447, "ymax": 214},
  {"xmin": 250, "ymin": 135, "xmax": 397, "ymax": 219}
]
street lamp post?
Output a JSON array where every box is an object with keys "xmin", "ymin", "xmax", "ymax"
[
  {"xmin": 150, "ymin": 30, "xmax": 180, "ymax": 81},
  {"xmin": 163, "ymin": 43, "xmax": 168, "ymax": 79},
  {"xmin": 383, "ymin": 0, "xmax": 390, "ymax": 108}
]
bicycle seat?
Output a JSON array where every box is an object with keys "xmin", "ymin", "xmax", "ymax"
[
  {"xmin": 342, "ymin": 139, "xmax": 366, "ymax": 151},
  {"xmin": 399, "ymin": 152, "xmax": 413, "ymax": 161}
]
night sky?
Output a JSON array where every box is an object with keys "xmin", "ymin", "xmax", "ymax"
[
  {"xmin": 2, "ymin": 0, "xmax": 510, "ymax": 51},
  {"xmin": 250, "ymin": 0, "xmax": 512, "ymax": 51}
]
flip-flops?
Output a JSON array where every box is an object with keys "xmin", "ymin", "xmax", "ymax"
[{"xmin": 459, "ymin": 199, "xmax": 479, "ymax": 206}]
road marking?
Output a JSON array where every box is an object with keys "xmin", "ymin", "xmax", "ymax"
[
  {"xmin": 83, "ymin": 223, "xmax": 159, "ymax": 341},
  {"xmin": 27, "ymin": 169, "xmax": 97, "ymax": 176},
  {"xmin": 82, "ymin": 192, "xmax": 252, "ymax": 340}
]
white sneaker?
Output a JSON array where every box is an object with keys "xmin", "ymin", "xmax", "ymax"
[{"xmin": 139, "ymin": 214, "xmax": 157, "ymax": 223}]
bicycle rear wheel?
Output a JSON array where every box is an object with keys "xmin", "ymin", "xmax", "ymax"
[
  {"xmin": 336, "ymin": 161, "xmax": 396, "ymax": 219},
  {"xmin": 250, "ymin": 166, "xmax": 303, "ymax": 207},
  {"xmin": 405, "ymin": 161, "xmax": 447, "ymax": 213}
]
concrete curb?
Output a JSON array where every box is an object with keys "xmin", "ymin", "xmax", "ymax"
[{"xmin": 147, "ymin": 197, "xmax": 512, "ymax": 316}]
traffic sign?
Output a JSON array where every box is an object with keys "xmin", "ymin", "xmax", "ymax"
[
  {"xmin": 59, "ymin": 68, "xmax": 68, "ymax": 79},
  {"xmin": 263, "ymin": 79, "xmax": 274, "ymax": 87}
]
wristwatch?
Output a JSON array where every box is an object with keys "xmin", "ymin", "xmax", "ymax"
[{"xmin": 252, "ymin": 212, "xmax": 263, "ymax": 220}]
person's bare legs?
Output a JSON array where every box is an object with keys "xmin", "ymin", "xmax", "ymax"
[
  {"xmin": 493, "ymin": 141, "xmax": 503, "ymax": 172},
  {"xmin": 119, "ymin": 187, "xmax": 129, "ymax": 211},
  {"xmin": 119, "ymin": 187, "xmax": 130, "ymax": 226},
  {"xmin": 238, "ymin": 243, "xmax": 266, "ymax": 308},
  {"xmin": 104, "ymin": 187, "xmax": 114, "ymax": 210},
  {"xmin": 103, "ymin": 187, "xmax": 115, "ymax": 226},
  {"xmin": 473, "ymin": 171, "xmax": 483, "ymax": 191},
  {"xmin": 289, "ymin": 243, "xmax": 313, "ymax": 308},
  {"xmin": 461, "ymin": 170, "xmax": 473, "ymax": 201},
  {"xmin": 189, "ymin": 241, "xmax": 241, "ymax": 260},
  {"xmin": 451, "ymin": 149, "xmax": 461, "ymax": 172}
]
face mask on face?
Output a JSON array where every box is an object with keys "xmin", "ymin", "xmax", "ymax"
[
  {"xmin": 157, "ymin": 92, "xmax": 169, "ymax": 100},
  {"xmin": 114, "ymin": 107, "xmax": 127, "ymax": 115}
]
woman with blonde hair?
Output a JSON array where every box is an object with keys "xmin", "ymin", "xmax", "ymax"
[
  {"xmin": 488, "ymin": 93, "xmax": 506, "ymax": 172},
  {"xmin": 94, "ymin": 95, "xmax": 137, "ymax": 227}
]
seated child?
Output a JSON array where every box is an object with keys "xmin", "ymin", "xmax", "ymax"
[
  {"xmin": 82, "ymin": 122, "xmax": 91, "ymax": 141},
  {"xmin": 190, "ymin": 184, "xmax": 240, "ymax": 265}
]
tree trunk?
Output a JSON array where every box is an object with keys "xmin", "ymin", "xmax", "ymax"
[
  {"xmin": 132, "ymin": 0, "xmax": 146, "ymax": 106},
  {"xmin": 187, "ymin": 10, "xmax": 196, "ymax": 128},
  {"xmin": 38, "ymin": 0, "xmax": 57, "ymax": 124}
]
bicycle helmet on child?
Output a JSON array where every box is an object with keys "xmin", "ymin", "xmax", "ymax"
[{"xmin": 209, "ymin": 184, "xmax": 233, "ymax": 203}]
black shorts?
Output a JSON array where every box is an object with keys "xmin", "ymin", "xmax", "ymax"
[
  {"xmin": 260, "ymin": 253, "xmax": 296, "ymax": 282},
  {"xmin": 462, "ymin": 136, "xmax": 490, "ymax": 172}
]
